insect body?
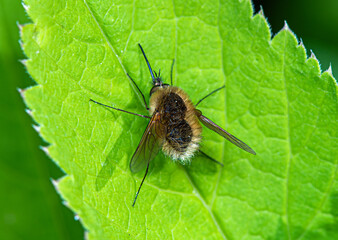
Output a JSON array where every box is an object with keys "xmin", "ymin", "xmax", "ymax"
[
  {"xmin": 90, "ymin": 44, "xmax": 256, "ymax": 207},
  {"xmin": 149, "ymin": 86, "xmax": 201, "ymax": 162}
]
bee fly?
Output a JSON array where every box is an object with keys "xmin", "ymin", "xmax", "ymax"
[{"xmin": 90, "ymin": 44, "xmax": 256, "ymax": 207}]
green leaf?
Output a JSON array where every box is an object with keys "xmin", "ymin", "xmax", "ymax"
[{"xmin": 21, "ymin": 0, "xmax": 337, "ymax": 239}]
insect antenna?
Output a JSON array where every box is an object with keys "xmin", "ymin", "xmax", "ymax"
[
  {"xmin": 138, "ymin": 43, "xmax": 157, "ymax": 84},
  {"xmin": 199, "ymin": 150, "xmax": 224, "ymax": 167},
  {"xmin": 132, "ymin": 162, "xmax": 150, "ymax": 207},
  {"xmin": 195, "ymin": 85, "xmax": 225, "ymax": 107}
]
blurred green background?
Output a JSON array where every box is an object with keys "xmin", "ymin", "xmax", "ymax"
[{"xmin": 0, "ymin": 0, "xmax": 336, "ymax": 239}]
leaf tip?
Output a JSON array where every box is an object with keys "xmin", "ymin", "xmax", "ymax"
[{"xmin": 282, "ymin": 20, "xmax": 290, "ymax": 31}]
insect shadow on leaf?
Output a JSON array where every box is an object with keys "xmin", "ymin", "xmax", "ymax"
[{"xmin": 95, "ymin": 147, "xmax": 116, "ymax": 192}]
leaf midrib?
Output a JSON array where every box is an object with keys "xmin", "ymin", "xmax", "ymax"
[
  {"xmin": 183, "ymin": 168, "xmax": 227, "ymax": 239},
  {"xmin": 281, "ymin": 28, "xmax": 292, "ymax": 240}
]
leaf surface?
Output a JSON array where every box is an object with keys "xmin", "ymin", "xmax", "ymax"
[{"xmin": 21, "ymin": 0, "xmax": 337, "ymax": 239}]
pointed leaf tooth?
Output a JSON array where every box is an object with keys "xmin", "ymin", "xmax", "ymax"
[
  {"xmin": 310, "ymin": 50, "xmax": 318, "ymax": 61},
  {"xmin": 16, "ymin": 21, "xmax": 23, "ymax": 31},
  {"xmin": 17, "ymin": 88, "xmax": 26, "ymax": 98},
  {"xmin": 19, "ymin": 39, "xmax": 24, "ymax": 50},
  {"xmin": 258, "ymin": 5, "xmax": 265, "ymax": 18},
  {"xmin": 40, "ymin": 146, "xmax": 50, "ymax": 156},
  {"xmin": 25, "ymin": 108, "xmax": 33, "ymax": 117},
  {"xmin": 22, "ymin": 2, "xmax": 29, "ymax": 11},
  {"xmin": 299, "ymin": 38, "xmax": 305, "ymax": 48},
  {"xmin": 325, "ymin": 64, "xmax": 333, "ymax": 76},
  {"xmin": 19, "ymin": 59, "xmax": 28, "ymax": 66},
  {"xmin": 51, "ymin": 178, "xmax": 60, "ymax": 191},
  {"xmin": 32, "ymin": 124, "xmax": 41, "ymax": 133}
]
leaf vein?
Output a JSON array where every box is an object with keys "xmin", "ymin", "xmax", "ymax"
[
  {"xmin": 183, "ymin": 167, "xmax": 228, "ymax": 240},
  {"xmin": 282, "ymin": 30, "xmax": 292, "ymax": 240}
]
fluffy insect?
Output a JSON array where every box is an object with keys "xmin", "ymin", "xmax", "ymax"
[{"xmin": 90, "ymin": 44, "xmax": 256, "ymax": 206}]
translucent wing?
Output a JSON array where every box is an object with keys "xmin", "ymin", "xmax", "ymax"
[
  {"xmin": 195, "ymin": 110, "xmax": 256, "ymax": 155},
  {"xmin": 129, "ymin": 112, "xmax": 164, "ymax": 173}
]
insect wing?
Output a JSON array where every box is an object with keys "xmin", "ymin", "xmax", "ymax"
[
  {"xmin": 197, "ymin": 111, "xmax": 256, "ymax": 155},
  {"xmin": 130, "ymin": 112, "xmax": 163, "ymax": 172}
]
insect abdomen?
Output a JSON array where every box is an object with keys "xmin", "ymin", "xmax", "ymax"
[
  {"xmin": 166, "ymin": 114, "xmax": 192, "ymax": 152},
  {"xmin": 151, "ymin": 87, "xmax": 202, "ymax": 162}
]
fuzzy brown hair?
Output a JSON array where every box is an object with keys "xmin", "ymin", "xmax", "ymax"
[{"xmin": 149, "ymin": 86, "xmax": 202, "ymax": 163}]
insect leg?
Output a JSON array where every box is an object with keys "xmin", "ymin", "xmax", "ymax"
[
  {"xmin": 199, "ymin": 150, "xmax": 224, "ymax": 167},
  {"xmin": 195, "ymin": 85, "xmax": 225, "ymax": 107},
  {"xmin": 170, "ymin": 59, "xmax": 175, "ymax": 85},
  {"xmin": 89, "ymin": 99, "xmax": 150, "ymax": 119},
  {"xmin": 132, "ymin": 162, "xmax": 150, "ymax": 207},
  {"xmin": 127, "ymin": 73, "xmax": 149, "ymax": 110}
]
